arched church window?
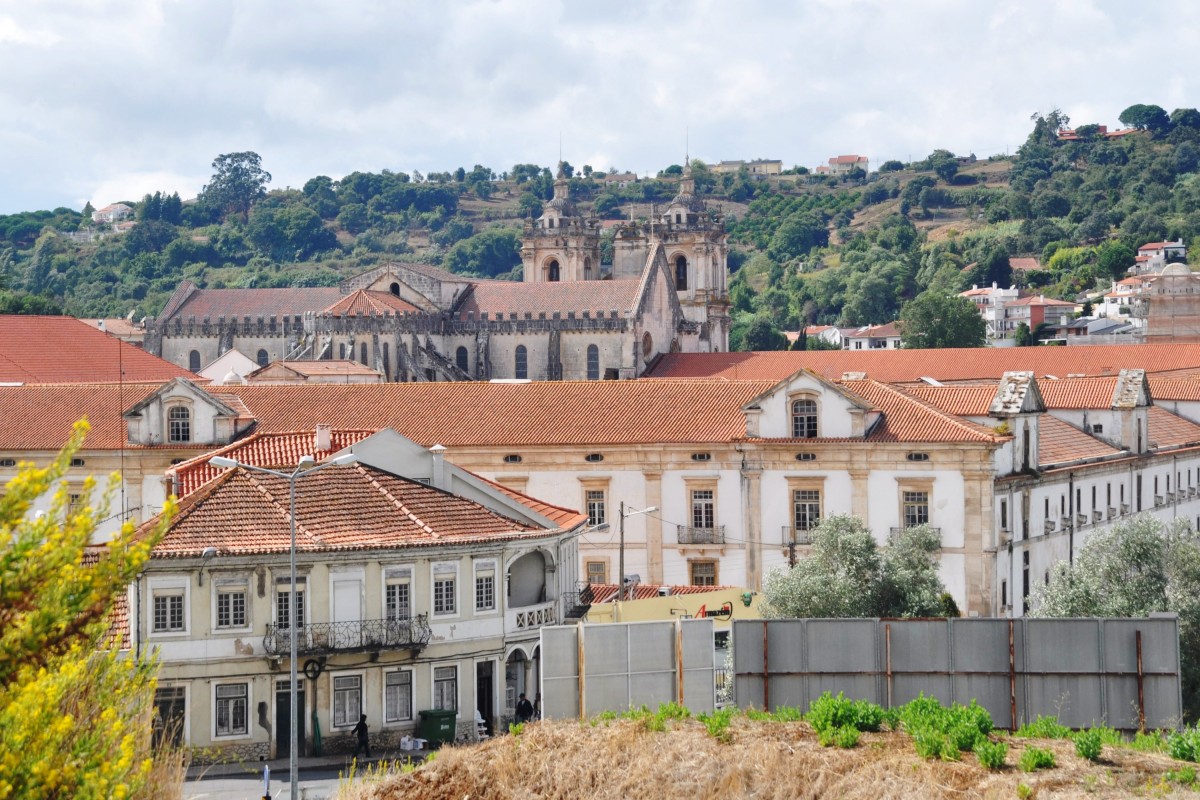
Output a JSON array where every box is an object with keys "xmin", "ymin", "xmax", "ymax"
[
  {"xmin": 167, "ymin": 406, "xmax": 191, "ymax": 443},
  {"xmin": 256, "ymin": 349, "xmax": 268, "ymax": 367},
  {"xmin": 390, "ymin": 282, "xmax": 401, "ymax": 297},
  {"xmin": 188, "ymin": 350, "xmax": 201, "ymax": 372},
  {"xmin": 792, "ymin": 398, "xmax": 819, "ymax": 439},
  {"xmin": 339, "ymin": 343, "xmax": 346, "ymax": 360},
  {"xmin": 547, "ymin": 260, "xmax": 560, "ymax": 282},
  {"xmin": 586, "ymin": 344, "xmax": 599, "ymax": 380},
  {"xmin": 360, "ymin": 342, "xmax": 368, "ymax": 365},
  {"xmin": 456, "ymin": 346, "xmax": 469, "ymax": 373},
  {"xmin": 515, "ymin": 345, "xmax": 528, "ymax": 379},
  {"xmin": 675, "ymin": 256, "xmax": 688, "ymax": 291},
  {"xmin": 584, "ymin": 258, "xmax": 592, "ymax": 279}
]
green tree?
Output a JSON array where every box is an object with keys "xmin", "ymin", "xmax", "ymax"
[
  {"xmin": 1119, "ymin": 103, "xmax": 1171, "ymax": 134},
  {"xmin": 1031, "ymin": 516, "xmax": 1200, "ymax": 719},
  {"xmin": 927, "ymin": 149, "xmax": 959, "ymax": 183},
  {"xmin": 761, "ymin": 515, "xmax": 947, "ymax": 619},
  {"xmin": 0, "ymin": 421, "xmax": 174, "ymax": 797},
  {"xmin": 899, "ymin": 290, "xmax": 987, "ymax": 349},
  {"xmin": 200, "ymin": 151, "xmax": 272, "ymax": 221},
  {"xmin": 740, "ymin": 316, "xmax": 788, "ymax": 351},
  {"xmin": 442, "ymin": 227, "xmax": 522, "ymax": 278}
]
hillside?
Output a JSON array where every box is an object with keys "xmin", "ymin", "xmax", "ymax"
[
  {"xmin": 336, "ymin": 716, "xmax": 1196, "ymax": 800},
  {"xmin": 1, "ymin": 103, "xmax": 1199, "ymax": 352}
]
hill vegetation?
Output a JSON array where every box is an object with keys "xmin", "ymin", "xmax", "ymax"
[{"xmin": 3, "ymin": 103, "xmax": 1200, "ymax": 351}]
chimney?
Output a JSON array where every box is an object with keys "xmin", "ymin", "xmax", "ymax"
[
  {"xmin": 430, "ymin": 444, "xmax": 447, "ymax": 490},
  {"xmin": 315, "ymin": 424, "xmax": 332, "ymax": 452}
]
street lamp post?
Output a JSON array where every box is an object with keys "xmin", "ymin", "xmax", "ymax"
[
  {"xmin": 210, "ymin": 452, "xmax": 359, "ymax": 800},
  {"xmin": 617, "ymin": 503, "xmax": 657, "ymax": 620}
]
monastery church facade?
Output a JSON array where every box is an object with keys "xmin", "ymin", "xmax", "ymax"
[{"xmin": 146, "ymin": 167, "xmax": 730, "ymax": 382}]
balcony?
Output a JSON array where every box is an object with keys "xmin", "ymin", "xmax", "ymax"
[
  {"xmin": 782, "ymin": 525, "xmax": 812, "ymax": 545},
  {"xmin": 263, "ymin": 615, "xmax": 431, "ymax": 657},
  {"xmin": 889, "ymin": 526, "xmax": 941, "ymax": 543},
  {"xmin": 506, "ymin": 600, "xmax": 556, "ymax": 635},
  {"xmin": 677, "ymin": 525, "xmax": 726, "ymax": 545},
  {"xmin": 1044, "ymin": 520, "xmax": 1056, "ymax": 535}
]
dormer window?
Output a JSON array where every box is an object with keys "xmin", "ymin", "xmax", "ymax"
[
  {"xmin": 791, "ymin": 398, "xmax": 818, "ymax": 439},
  {"xmin": 167, "ymin": 406, "xmax": 191, "ymax": 443}
]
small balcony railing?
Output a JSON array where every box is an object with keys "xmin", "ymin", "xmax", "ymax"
[
  {"xmin": 506, "ymin": 600, "xmax": 557, "ymax": 634},
  {"xmin": 264, "ymin": 615, "xmax": 431, "ymax": 657},
  {"xmin": 781, "ymin": 525, "xmax": 813, "ymax": 545},
  {"xmin": 677, "ymin": 525, "xmax": 726, "ymax": 545}
]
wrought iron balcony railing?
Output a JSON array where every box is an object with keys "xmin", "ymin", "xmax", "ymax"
[
  {"xmin": 781, "ymin": 525, "xmax": 813, "ymax": 545},
  {"xmin": 677, "ymin": 525, "xmax": 726, "ymax": 545},
  {"xmin": 263, "ymin": 615, "xmax": 431, "ymax": 657}
]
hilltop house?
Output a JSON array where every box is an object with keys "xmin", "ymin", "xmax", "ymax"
[{"xmin": 816, "ymin": 155, "xmax": 869, "ymax": 176}]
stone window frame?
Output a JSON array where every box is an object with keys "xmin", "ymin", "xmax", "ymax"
[
  {"xmin": 148, "ymin": 575, "xmax": 190, "ymax": 638},
  {"xmin": 331, "ymin": 670, "xmax": 365, "ymax": 730},
  {"xmin": 212, "ymin": 574, "xmax": 252, "ymax": 632},
  {"xmin": 786, "ymin": 476, "xmax": 826, "ymax": 534},
  {"xmin": 683, "ymin": 477, "xmax": 719, "ymax": 533},
  {"xmin": 383, "ymin": 668, "xmax": 414, "ymax": 725},
  {"xmin": 473, "ymin": 558, "xmax": 498, "ymax": 615},
  {"xmin": 580, "ymin": 478, "xmax": 611, "ymax": 528},
  {"xmin": 212, "ymin": 681, "xmax": 251, "ymax": 740},
  {"xmin": 432, "ymin": 561, "xmax": 460, "ymax": 619},
  {"xmin": 689, "ymin": 558, "xmax": 718, "ymax": 586},
  {"xmin": 433, "ymin": 663, "xmax": 459, "ymax": 713},
  {"xmin": 383, "ymin": 565, "xmax": 413, "ymax": 622},
  {"xmin": 165, "ymin": 401, "xmax": 193, "ymax": 444},
  {"xmin": 897, "ymin": 478, "xmax": 935, "ymax": 529},
  {"xmin": 515, "ymin": 345, "xmax": 528, "ymax": 379},
  {"xmin": 586, "ymin": 344, "xmax": 600, "ymax": 380},
  {"xmin": 789, "ymin": 392, "xmax": 820, "ymax": 439},
  {"xmin": 584, "ymin": 558, "xmax": 609, "ymax": 585}
]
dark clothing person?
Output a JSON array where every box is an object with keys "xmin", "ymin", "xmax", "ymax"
[
  {"xmin": 352, "ymin": 714, "xmax": 371, "ymax": 758},
  {"xmin": 516, "ymin": 693, "xmax": 534, "ymax": 723}
]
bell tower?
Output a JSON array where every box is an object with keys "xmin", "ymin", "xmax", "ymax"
[{"xmin": 521, "ymin": 162, "xmax": 602, "ymax": 284}]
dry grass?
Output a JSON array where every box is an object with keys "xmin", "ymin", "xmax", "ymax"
[{"xmin": 336, "ymin": 717, "xmax": 1197, "ymax": 800}]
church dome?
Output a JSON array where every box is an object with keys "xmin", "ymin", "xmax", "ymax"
[
  {"xmin": 221, "ymin": 369, "xmax": 247, "ymax": 385},
  {"xmin": 1162, "ymin": 263, "xmax": 1193, "ymax": 276}
]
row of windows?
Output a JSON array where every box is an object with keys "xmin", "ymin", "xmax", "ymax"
[
  {"xmin": 584, "ymin": 558, "xmax": 717, "ymax": 586},
  {"xmin": 173, "ymin": 665, "xmax": 459, "ymax": 740},
  {"xmin": 150, "ymin": 563, "xmax": 499, "ymax": 634}
]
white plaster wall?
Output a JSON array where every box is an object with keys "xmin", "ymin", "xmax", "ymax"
[
  {"xmin": 753, "ymin": 376, "xmax": 860, "ymax": 439},
  {"xmin": 864, "ymin": 469, "xmax": 965, "ymax": 548}
]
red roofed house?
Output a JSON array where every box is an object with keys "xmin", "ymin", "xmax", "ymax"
[
  {"xmin": 1003, "ymin": 294, "xmax": 1078, "ymax": 332},
  {"xmin": 959, "ymin": 283, "xmax": 1021, "ymax": 344},
  {"xmin": 841, "ymin": 321, "xmax": 902, "ymax": 350},
  {"xmin": 148, "ymin": 167, "xmax": 731, "ymax": 381},
  {"xmin": 816, "ymin": 155, "xmax": 869, "ymax": 175},
  {"xmin": 135, "ymin": 427, "xmax": 586, "ymax": 760}
]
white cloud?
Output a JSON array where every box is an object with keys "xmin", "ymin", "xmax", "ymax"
[{"xmin": 0, "ymin": 0, "xmax": 1196, "ymax": 213}]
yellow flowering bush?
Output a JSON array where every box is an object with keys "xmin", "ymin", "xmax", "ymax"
[{"xmin": 0, "ymin": 421, "xmax": 173, "ymax": 800}]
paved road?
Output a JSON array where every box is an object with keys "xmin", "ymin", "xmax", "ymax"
[{"xmin": 185, "ymin": 769, "xmax": 343, "ymax": 800}]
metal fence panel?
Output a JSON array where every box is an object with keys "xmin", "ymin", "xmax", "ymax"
[{"xmin": 540, "ymin": 626, "xmax": 580, "ymax": 720}]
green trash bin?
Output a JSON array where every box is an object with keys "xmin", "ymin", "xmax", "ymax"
[{"xmin": 418, "ymin": 709, "xmax": 458, "ymax": 746}]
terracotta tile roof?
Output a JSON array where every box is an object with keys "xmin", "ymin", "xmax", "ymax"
[
  {"xmin": 0, "ymin": 316, "xmax": 195, "ymax": 383},
  {"xmin": 475, "ymin": 475, "xmax": 587, "ymax": 530},
  {"xmin": 0, "ymin": 381, "xmax": 195, "ymax": 450},
  {"xmin": 82, "ymin": 546, "xmax": 131, "ymax": 650},
  {"xmin": 167, "ymin": 429, "xmax": 378, "ymax": 497},
  {"xmin": 830, "ymin": 155, "xmax": 867, "ymax": 164},
  {"xmin": 246, "ymin": 360, "xmax": 383, "ymax": 381},
  {"xmin": 160, "ymin": 286, "xmax": 344, "ymax": 322},
  {"xmin": 1036, "ymin": 377, "xmax": 1121, "ymax": 409},
  {"xmin": 1009, "ymin": 257, "xmax": 1042, "ymax": 272},
  {"xmin": 146, "ymin": 464, "xmax": 564, "ymax": 558},
  {"xmin": 1148, "ymin": 406, "xmax": 1200, "ymax": 449},
  {"xmin": 455, "ymin": 279, "xmax": 641, "ymax": 318},
  {"xmin": 646, "ymin": 344, "xmax": 1200, "ymax": 383},
  {"xmin": 1149, "ymin": 377, "xmax": 1200, "ymax": 400},
  {"xmin": 322, "ymin": 289, "xmax": 420, "ymax": 316},
  {"xmin": 1006, "ymin": 295, "xmax": 1076, "ymax": 307},
  {"xmin": 898, "ymin": 384, "xmax": 996, "ymax": 416},
  {"xmin": 1038, "ymin": 415, "xmax": 1123, "ymax": 467},
  {"xmin": 209, "ymin": 380, "xmax": 776, "ymax": 446},
  {"xmin": 839, "ymin": 380, "xmax": 1002, "ymax": 443},
  {"xmin": 80, "ymin": 318, "xmax": 145, "ymax": 337}
]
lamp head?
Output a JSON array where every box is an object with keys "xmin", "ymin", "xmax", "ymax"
[
  {"xmin": 209, "ymin": 456, "xmax": 238, "ymax": 468},
  {"xmin": 298, "ymin": 454, "xmax": 316, "ymax": 467},
  {"xmin": 329, "ymin": 453, "xmax": 359, "ymax": 467}
]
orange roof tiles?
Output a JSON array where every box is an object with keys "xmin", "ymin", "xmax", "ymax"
[
  {"xmin": 322, "ymin": 289, "xmax": 420, "ymax": 316},
  {"xmin": 1149, "ymin": 377, "xmax": 1200, "ymax": 401},
  {"xmin": 0, "ymin": 316, "xmax": 195, "ymax": 383},
  {"xmin": 1009, "ymin": 257, "xmax": 1042, "ymax": 272},
  {"xmin": 148, "ymin": 464, "xmax": 565, "ymax": 558},
  {"xmin": 1148, "ymin": 406, "xmax": 1200, "ymax": 449},
  {"xmin": 646, "ymin": 344, "xmax": 1200, "ymax": 383},
  {"xmin": 840, "ymin": 380, "xmax": 1002, "ymax": 443},
  {"xmin": 213, "ymin": 380, "xmax": 776, "ymax": 447},
  {"xmin": 456, "ymin": 279, "xmax": 641, "ymax": 317},
  {"xmin": 1037, "ymin": 377, "xmax": 1121, "ymax": 409},
  {"xmin": 0, "ymin": 381, "xmax": 189, "ymax": 450},
  {"xmin": 1038, "ymin": 416, "xmax": 1122, "ymax": 467},
  {"xmin": 585, "ymin": 583, "xmax": 735, "ymax": 603},
  {"xmin": 160, "ymin": 285, "xmax": 344, "ymax": 322},
  {"xmin": 898, "ymin": 384, "xmax": 995, "ymax": 416}
]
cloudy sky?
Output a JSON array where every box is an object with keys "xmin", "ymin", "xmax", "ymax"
[{"xmin": 1, "ymin": 0, "xmax": 1196, "ymax": 215}]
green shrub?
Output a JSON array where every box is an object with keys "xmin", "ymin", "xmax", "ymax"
[
  {"xmin": 656, "ymin": 701, "xmax": 691, "ymax": 721},
  {"xmin": 818, "ymin": 724, "xmax": 861, "ymax": 748},
  {"xmin": 1016, "ymin": 715, "xmax": 1072, "ymax": 739},
  {"xmin": 1018, "ymin": 746, "xmax": 1056, "ymax": 772},
  {"xmin": 1074, "ymin": 729, "xmax": 1103, "ymax": 762},
  {"xmin": 1168, "ymin": 727, "xmax": 1200, "ymax": 762},
  {"xmin": 912, "ymin": 728, "xmax": 958, "ymax": 761},
  {"xmin": 1168, "ymin": 765, "xmax": 1197, "ymax": 786},
  {"xmin": 1132, "ymin": 730, "xmax": 1168, "ymax": 753},
  {"xmin": 698, "ymin": 707, "xmax": 737, "ymax": 743},
  {"xmin": 974, "ymin": 738, "xmax": 1008, "ymax": 770},
  {"xmin": 891, "ymin": 695, "xmax": 994, "ymax": 754},
  {"xmin": 806, "ymin": 691, "xmax": 884, "ymax": 733},
  {"xmin": 771, "ymin": 705, "xmax": 805, "ymax": 723},
  {"xmin": 948, "ymin": 721, "xmax": 984, "ymax": 752}
]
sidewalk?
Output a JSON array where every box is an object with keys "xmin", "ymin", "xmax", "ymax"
[{"xmin": 186, "ymin": 747, "xmax": 432, "ymax": 781}]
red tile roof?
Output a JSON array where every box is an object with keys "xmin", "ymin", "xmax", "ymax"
[
  {"xmin": 1009, "ymin": 258, "xmax": 1042, "ymax": 272},
  {"xmin": 840, "ymin": 380, "xmax": 1002, "ymax": 443},
  {"xmin": 211, "ymin": 380, "xmax": 777, "ymax": 447},
  {"xmin": 585, "ymin": 583, "xmax": 736, "ymax": 603},
  {"xmin": 1037, "ymin": 377, "xmax": 1121, "ymax": 409},
  {"xmin": 1149, "ymin": 377, "xmax": 1200, "ymax": 401},
  {"xmin": 646, "ymin": 344, "xmax": 1200, "ymax": 383},
  {"xmin": 1005, "ymin": 296, "xmax": 1076, "ymax": 307},
  {"xmin": 1148, "ymin": 406, "xmax": 1200, "ymax": 449},
  {"xmin": 1039, "ymin": 415, "xmax": 1122, "ymax": 467},
  {"xmin": 455, "ymin": 279, "xmax": 642, "ymax": 317},
  {"xmin": 0, "ymin": 316, "xmax": 195, "ymax": 383},
  {"xmin": 899, "ymin": 384, "xmax": 995, "ymax": 416},
  {"xmin": 147, "ymin": 464, "xmax": 567, "ymax": 558},
  {"xmin": 160, "ymin": 286, "xmax": 344, "ymax": 322},
  {"xmin": 322, "ymin": 289, "xmax": 420, "ymax": 316}
]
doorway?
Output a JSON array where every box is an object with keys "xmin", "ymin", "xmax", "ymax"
[
  {"xmin": 276, "ymin": 681, "xmax": 307, "ymax": 759},
  {"xmin": 476, "ymin": 661, "xmax": 495, "ymax": 735}
]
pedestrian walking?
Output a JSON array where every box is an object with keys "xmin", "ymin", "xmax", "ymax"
[{"xmin": 352, "ymin": 713, "xmax": 371, "ymax": 759}]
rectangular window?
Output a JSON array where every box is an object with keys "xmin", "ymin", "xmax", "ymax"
[
  {"xmin": 384, "ymin": 671, "xmax": 413, "ymax": 723},
  {"xmin": 792, "ymin": 489, "xmax": 821, "ymax": 531},
  {"xmin": 585, "ymin": 560, "xmax": 607, "ymax": 585},
  {"xmin": 1000, "ymin": 499, "xmax": 1008, "ymax": 531},
  {"xmin": 215, "ymin": 683, "xmax": 248, "ymax": 737},
  {"xmin": 902, "ymin": 491, "xmax": 929, "ymax": 528},
  {"xmin": 153, "ymin": 686, "xmax": 187, "ymax": 749},
  {"xmin": 691, "ymin": 489, "xmax": 715, "ymax": 529},
  {"xmin": 215, "ymin": 586, "xmax": 247, "ymax": 629},
  {"xmin": 690, "ymin": 560, "xmax": 717, "ymax": 586},
  {"xmin": 434, "ymin": 665, "xmax": 457, "ymax": 711},
  {"xmin": 474, "ymin": 559, "xmax": 496, "ymax": 613},
  {"xmin": 153, "ymin": 591, "xmax": 185, "ymax": 632},
  {"xmin": 333, "ymin": 675, "xmax": 362, "ymax": 728},
  {"xmin": 275, "ymin": 579, "xmax": 306, "ymax": 628},
  {"xmin": 385, "ymin": 566, "xmax": 412, "ymax": 621},
  {"xmin": 586, "ymin": 490, "xmax": 606, "ymax": 527},
  {"xmin": 433, "ymin": 563, "xmax": 457, "ymax": 616}
]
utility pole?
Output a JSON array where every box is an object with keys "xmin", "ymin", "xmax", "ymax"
[{"xmin": 618, "ymin": 501, "xmax": 625, "ymax": 603}]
